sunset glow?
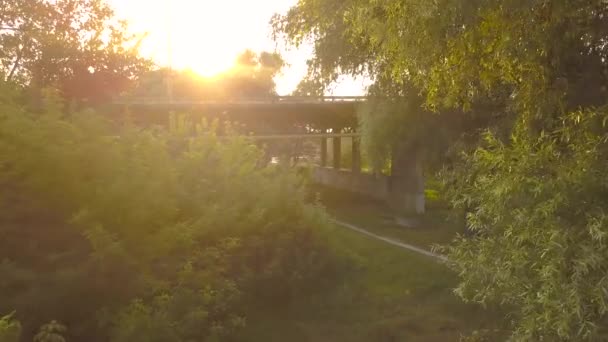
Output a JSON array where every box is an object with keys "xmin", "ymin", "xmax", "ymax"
[
  {"xmin": 108, "ymin": 0, "xmax": 368, "ymax": 94},
  {"xmin": 161, "ymin": 0, "xmax": 279, "ymax": 77},
  {"xmin": 110, "ymin": 0, "xmax": 300, "ymax": 83}
]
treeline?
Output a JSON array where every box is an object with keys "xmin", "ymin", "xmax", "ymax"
[{"xmin": 132, "ymin": 51, "xmax": 285, "ymax": 101}]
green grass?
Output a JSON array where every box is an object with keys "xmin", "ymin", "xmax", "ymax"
[
  {"xmin": 233, "ymin": 185, "xmax": 504, "ymax": 341},
  {"xmin": 311, "ymin": 185, "xmax": 468, "ymax": 250},
  {"xmin": 236, "ymin": 224, "xmax": 503, "ymax": 342}
]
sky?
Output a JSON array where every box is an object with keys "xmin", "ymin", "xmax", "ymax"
[{"xmin": 108, "ymin": 0, "xmax": 370, "ymax": 95}]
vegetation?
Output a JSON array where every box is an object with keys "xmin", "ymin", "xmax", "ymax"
[
  {"xmin": 7, "ymin": 0, "xmax": 608, "ymax": 340},
  {"xmin": 0, "ymin": 314, "xmax": 21, "ymax": 342},
  {"xmin": 1, "ymin": 0, "xmax": 151, "ymax": 104},
  {"xmin": 444, "ymin": 110, "xmax": 608, "ymax": 340},
  {"xmin": 131, "ymin": 50, "xmax": 285, "ymax": 100},
  {"xmin": 235, "ymin": 224, "xmax": 502, "ymax": 341},
  {"xmin": 0, "ymin": 87, "xmax": 341, "ymax": 341},
  {"xmin": 274, "ymin": 0, "xmax": 608, "ymax": 340},
  {"xmin": 0, "ymin": 4, "xmax": 353, "ymax": 339},
  {"xmin": 314, "ymin": 186, "xmax": 462, "ymax": 249}
]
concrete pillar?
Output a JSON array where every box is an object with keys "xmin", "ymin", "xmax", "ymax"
[
  {"xmin": 332, "ymin": 136, "xmax": 341, "ymax": 169},
  {"xmin": 351, "ymin": 137, "xmax": 361, "ymax": 173},
  {"xmin": 320, "ymin": 138, "xmax": 327, "ymax": 167},
  {"xmin": 389, "ymin": 143, "xmax": 425, "ymax": 215}
]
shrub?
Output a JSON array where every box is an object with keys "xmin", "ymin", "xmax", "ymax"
[
  {"xmin": 0, "ymin": 93, "xmax": 338, "ymax": 341},
  {"xmin": 443, "ymin": 109, "xmax": 608, "ymax": 340},
  {"xmin": 0, "ymin": 314, "xmax": 21, "ymax": 342}
]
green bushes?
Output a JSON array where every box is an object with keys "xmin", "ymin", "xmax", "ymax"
[
  {"xmin": 0, "ymin": 314, "xmax": 21, "ymax": 342},
  {"xmin": 0, "ymin": 95, "xmax": 337, "ymax": 341},
  {"xmin": 443, "ymin": 109, "xmax": 608, "ymax": 340}
]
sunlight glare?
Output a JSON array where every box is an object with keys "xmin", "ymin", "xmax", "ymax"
[
  {"xmin": 109, "ymin": 0, "xmax": 367, "ymax": 94},
  {"xmin": 167, "ymin": 1, "xmax": 234, "ymax": 77},
  {"xmin": 163, "ymin": 0, "xmax": 285, "ymax": 78}
]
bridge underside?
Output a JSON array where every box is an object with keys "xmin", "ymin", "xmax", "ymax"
[
  {"xmin": 110, "ymin": 97, "xmax": 424, "ymax": 214},
  {"xmin": 111, "ymin": 97, "xmax": 362, "ymax": 133}
]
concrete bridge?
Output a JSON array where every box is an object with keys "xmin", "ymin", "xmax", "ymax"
[
  {"xmin": 113, "ymin": 95, "xmax": 367, "ymax": 106},
  {"xmin": 113, "ymin": 96, "xmax": 425, "ymax": 214}
]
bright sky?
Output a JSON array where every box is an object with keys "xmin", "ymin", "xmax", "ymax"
[{"xmin": 108, "ymin": 0, "xmax": 370, "ymax": 95}]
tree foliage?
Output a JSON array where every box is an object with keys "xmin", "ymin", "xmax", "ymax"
[
  {"xmin": 0, "ymin": 314, "xmax": 21, "ymax": 342},
  {"xmin": 0, "ymin": 0, "xmax": 151, "ymax": 104},
  {"xmin": 443, "ymin": 109, "xmax": 608, "ymax": 340},
  {"xmin": 273, "ymin": 0, "xmax": 608, "ymax": 114},
  {"xmin": 357, "ymin": 96, "xmax": 471, "ymax": 174},
  {"xmin": 0, "ymin": 89, "xmax": 338, "ymax": 341},
  {"xmin": 274, "ymin": 0, "xmax": 608, "ymax": 339}
]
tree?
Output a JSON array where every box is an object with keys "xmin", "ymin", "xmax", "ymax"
[
  {"xmin": 131, "ymin": 50, "xmax": 284, "ymax": 100},
  {"xmin": 274, "ymin": 0, "xmax": 608, "ymax": 339},
  {"xmin": 0, "ymin": 0, "xmax": 151, "ymax": 104},
  {"xmin": 443, "ymin": 109, "xmax": 608, "ymax": 341},
  {"xmin": 223, "ymin": 50, "xmax": 285, "ymax": 97},
  {"xmin": 0, "ymin": 88, "xmax": 338, "ymax": 341},
  {"xmin": 273, "ymin": 1, "xmax": 608, "ymax": 113}
]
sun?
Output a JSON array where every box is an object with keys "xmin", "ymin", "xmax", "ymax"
[
  {"xmin": 111, "ymin": 0, "xmax": 304, "ymax": 88},
  {"xmin": 179, "ymin": 52, "xmax": 236, "ymax": 78},
  {"xmin": 163, "ymin": 1, "xmax": 245, "ymax": 78}
]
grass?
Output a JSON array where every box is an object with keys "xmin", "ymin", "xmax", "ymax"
[
  {"xmin": 233, "ymin": 185, "xmax": 505, "ymax": 341},
  {"xmin": 311, "ymin": 185, "xmax": 468, "ymax": 250},
  {"xmin": 237, "ymin": 224, "xmax": 503, "ymax": 341}
]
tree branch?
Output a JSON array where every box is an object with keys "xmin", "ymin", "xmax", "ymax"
[{"xmin": 7, "ymin": 41, "xmax": 26, "ymax": 82}]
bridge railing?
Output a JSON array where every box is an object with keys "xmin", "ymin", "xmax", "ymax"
[{"xmin": 112, "ymin": 96, "xmax": 369, "ymax": 105}]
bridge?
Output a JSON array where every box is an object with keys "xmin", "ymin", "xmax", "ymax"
[
  {"xmin": 113, "ymin": 95, "xmax": 368, "ymax": 106},
  {"xmin": 113, "ymin": 96, "xmax": 371, "ymax": 107},
  {"xmin": 112, "ymin": 95, "xmax": 424, "ymax": 214},
  {"xmin": 112, "ymin": 96, "xmax": 366, "ymax": 134}
]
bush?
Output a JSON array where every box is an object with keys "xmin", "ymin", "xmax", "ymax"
[
  {"xmin": 443, "ymin": 109, "xmax": 608, "ymax": 340},
  {"xmin": 0, "ymin": 93, "xmax": 338, "ymax": 341},
  {"xmin": 33, "ymin": 321, "xmax": 67, "ymax": 342},
  {"xmin": 0, "ymin": 314, "xmax": 21, "ymax": 342}
]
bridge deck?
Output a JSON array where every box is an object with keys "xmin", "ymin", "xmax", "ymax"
[
  {"xmin": 244, "ymin": 133, "xmax": 360, "ymax": 140},
  {"xmin": 112, "ymin": 96, "xmax": 368, "ymax": 130},
  {"xmin": 113, "ymin": 96, "xmax": 369, "ymax": 107}
]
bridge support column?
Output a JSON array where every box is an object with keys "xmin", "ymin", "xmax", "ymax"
[
  {"xmin": 332, "ymin": 137, "xmax": 341, "ymax": 169},
  {"xmin": 389, "ymin": 143, "xmax": 425, "ymax": 215},
  {"xmin": 352, "ymin": 137, "xmax": 361, "ymax": 173},
  {"xmin": 320, "ymin": 138, "xmax": 328, "ymax": 167}
]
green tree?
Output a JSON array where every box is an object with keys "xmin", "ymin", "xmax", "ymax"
[
  {"xmin": 443, "ymin": 110, "xmax": 608, "ymax": 340},
  {"xmin": 273, "ymin": 1, "xmax": 607, "ymax": 114},
  {"xmin": 0, "ymin": 88, "xmax": 338, "ymax": 341},
  {"xmin": 227, "ymin": 50, "xmax": 285, "ymax": 97},
  {"xmin": 274, "ymin": 0, "xmax": 608, "ymax": 339},
  {"xmin": 0, "ymin": 0, "xmax": 151, "ymax": 104}
]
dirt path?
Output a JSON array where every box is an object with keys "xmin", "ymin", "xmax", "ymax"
[{"xmin": 331, "ymin": 219, "xmax": 448, "ymax": 262}]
